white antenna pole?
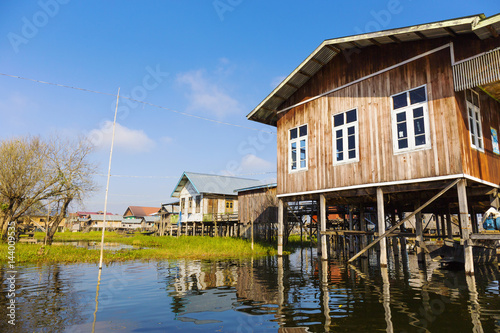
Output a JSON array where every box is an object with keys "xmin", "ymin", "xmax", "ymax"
[
  {"xmin": 92, "ymin": 87, "xmax": 119, "ymax": 333},
  {"xmin": 97, "ymin": 87, "xmax": 120, "ymax": 269}
]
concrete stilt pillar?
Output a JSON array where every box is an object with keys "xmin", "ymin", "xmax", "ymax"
[
  {"xmin": 278, "ymin": 198, "xmax": 284, "ymax": 256},
  {"xmin": 377, "ymin": 187, "xmax": 388, "ymax": 267},
  {"xmin": 320, "ymin": 194, "xmax": 328, "ymax": 261},
  {"xmin": 457, "ymin": 179, "xmax": 474, "ymax": 275}
]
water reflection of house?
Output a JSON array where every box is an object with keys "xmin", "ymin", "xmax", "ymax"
[{"xmin": 166, "ymin": 259, "xmax": 278, "ymax": 317}]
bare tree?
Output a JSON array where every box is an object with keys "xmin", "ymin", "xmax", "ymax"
[
  {"xmin": 42, "ymin": 136, "xmax": 97, "ymax": 245},
  {"xmin": 0, "ymin": 136, "xmax": 97, "ymax": 243}
]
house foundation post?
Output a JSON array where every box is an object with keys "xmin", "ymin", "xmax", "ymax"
[
  {"xmin": 320, "ymin": 194, "xmax": 327, "ymax": 260},
  {"xmin": 377, "ymin": 187, "xmax": 388, "ymax": 267},
  {"xmin": 278, "ymin": 198, "xmax": 284, "ymax": 256},
  {"xmin": 457, "ymin": 179, "xmax": 474, "ymax": 275}
]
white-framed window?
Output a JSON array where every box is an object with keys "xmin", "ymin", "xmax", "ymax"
[
  {"xmin": 391, "ymin": 85, "xmax": 431, "ymax": 153},
  {"xmin": 333, "ymin": 108, "xmax": 359, "ymax": 164},
  {"xmin": 289, "ymin": 124, "xmax": 308, "ymax": 172},
  {"xmin": 466, "ymin": 89, "xmax": 484, "ymax": 152}
]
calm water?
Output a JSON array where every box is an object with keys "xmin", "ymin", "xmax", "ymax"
[{"xmin": 1, "ymin": 248, "xmax": 499, "ymax": 332}]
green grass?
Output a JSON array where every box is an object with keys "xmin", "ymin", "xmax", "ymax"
[{"xmin": 2, "ymin": 231, "xmax": 277, "ymax": 264}]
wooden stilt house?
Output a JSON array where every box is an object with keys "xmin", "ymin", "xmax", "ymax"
[
  {"xmin": 170, "ymin": 172, "xmax": 262, "ymax": 236},
  {"xmin": 248, "ymin": 13, "xmax": 500, "ymax": 274}
]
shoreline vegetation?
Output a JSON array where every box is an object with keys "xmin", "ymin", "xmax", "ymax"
[{"xmin": 0, "ymin": 231, "xmax": 281, "ymax": 264}]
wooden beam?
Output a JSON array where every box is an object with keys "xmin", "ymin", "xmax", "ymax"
[
  {"xmin": 388, "ymin": 35, "xmax": 402, "ymax": 43},
  {"xmin": 368, "ymin": 38, "xmax": 383, "ymax": 47},
  {"xmin": 325, "ymin": 44, "xmax": 341, "ymax": 53},
  {"xmin": 414, "ymin": 31, "xmax": 428, "ymax": 40},
  {"xmin": 297, "ymin": 70, "xmax": 312, "ymax": 78},
  {"xmin": 487, "ymin": 25, "xmax": 499, "ymax": 38},
  {"xmin": 444, "ymin": 27, "xmax": 458, "ymax": 37},
  {"xmin": 285, "ymin": 82, "xmax": 300, "ymax": 90},
  {"xmin": 348, "ymin": 179, "xmax": 460, "ymax": 263},
  {"xmin": 310, "ymin": 58, "xmax": 326, "ymax": 66}
]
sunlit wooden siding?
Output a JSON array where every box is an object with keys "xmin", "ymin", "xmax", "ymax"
[
  {"xmin": 238, "ymin": 187, "xmax": 277, "ymax": 224},
  {"xmin": 277, "ymin": 39, "xmax": 466, "ymax": 196}
]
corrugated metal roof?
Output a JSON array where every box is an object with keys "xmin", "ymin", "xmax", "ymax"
[
  {"xmin": 125, "ymin": 206, "xmax": 160, "ymax": 217},
  {"xmin": 171, "ymin": 172, "xmax": 262, "ymax": 197},
  {"xmin": 248, "ymin": 13, "xmax": 500, "ymax": 126},
  {"xmin": 236, "ymin": 182, "xmax": 277, "ymax": 193},
  {"xmin": 121, "ymin": 218, "xmax": 142, "ymax": 224},
  {"xmin": 144, "ymin": 216, "xmax": 160, "ymax": 222},
  {"xmin": 89, "ymin": 214, "xmax": 123, "ymax": 221}
]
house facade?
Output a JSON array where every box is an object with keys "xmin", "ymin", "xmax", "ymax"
[
  {"xmin": 171, "ymin": 172, "xmax": 262, "ymax": 223},
  {"xmin": 248, "ymin": 14, "xmax": 500, "ymax": 273}
]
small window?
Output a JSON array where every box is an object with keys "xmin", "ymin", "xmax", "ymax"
[
  {"xmin": 333, "ymin": 109, "xmax": 359, "ymax": 164},
  {"xmin": 391, "ymin": 85, "xmax": 431, "ymax": 153},
  {"xmin": 289, "ymin": 124, "xmax": 308, "ymax": 172},
  {"xmin": 195, "ymin": 196, "xmax": 201, "ymax": 214},
  {"xmin": 466, "ymin": 89, "xmax": 484, "ymax": 152}
]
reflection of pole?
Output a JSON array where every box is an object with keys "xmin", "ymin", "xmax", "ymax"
[
  {"xmin": 277, "ymin": 256, "xmax": 284, "ymax": 326},
  {"xmin": 466, "ymin": 274, "xmax": 484, "ymax": 333},
  {"xmin": 320, "ymin": 260, "xmax": 331, "ymax": 332},
  {"xmin": 278, "ymin": 199, "xmax": 284, "ymax": 256},
  {"xmin": 381, "ymin": 267, "xmax": 393, "ymax": 333},
  {"xmin": 92, "ymin": 268, "xmax": 102, "ymax": 333}
]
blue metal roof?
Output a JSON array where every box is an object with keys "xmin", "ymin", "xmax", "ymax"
[
  {"xmin": 171, "ymin": 172, "xmax": 262, "ymax": 197},
  {"xmin": 236, "ymin": 182, "xmax": 277, "ymax": 193},
  {"xmin": 121, "ymin": 218, "xmax": 142, "ymax": 224}
]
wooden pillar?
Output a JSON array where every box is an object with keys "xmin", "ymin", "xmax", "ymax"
[
  {"xmin": 415, "ymin": 201, "xmax": 425, "ymax": 263},
  {"xmin": 348, "ymin": 205, "xmax": 354, "ymax": 255},
  {"xmin": 251, "ymin": 219, "xmax": 254, "ymax": 250},
  {"xmin": 278, "ymin": 198, "xmax": 284, "ymax": 256},
  {"xmin": 490, "ymin": 190, "xmax": 500, "ymax": 209},
  {"xmin": 391, "ymin": 210, "xmax": 399, "ymax": 257},
  {"xmin": 320, "ymin": 194, "xmax": 328, "ymax": 260},
  {"xmin": 457, "ymin": 179, "xmax": 474, "ymax": 275},
  {"xmin": 359, "ymin": 205, "xmax": 367, "ymax": 250},
  {"xmin": 446, "ymin": 208, "xmax": 453, "ymax": 240},
  {"xmin": 377, "ymin": 187, "xmax": 387, "ymax": 267}
]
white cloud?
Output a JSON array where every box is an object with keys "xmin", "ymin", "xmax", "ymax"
[
  {"xmin": 270, "ymin": 75, "xmax": 286, "ymax": 89},
  {"xmin": 177, "ymin": 69, "xmax": 240, "ymax": 118},
  {"xmin": 159, "ymin": 136, "xmax": 174, "ymax": 145},
  {"xmin": 239, "ymin": 154, "xmax": 275, "ymax": 174},
  {"xmin": 87, "ymin": 121, "xmax": 155, "ymax": 153}
]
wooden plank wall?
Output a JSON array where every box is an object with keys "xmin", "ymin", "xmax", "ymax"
[
  {"xmin": 453, "ymin": 36, "xmax": 500, "ymax": 185},
  {"xmin": 238, "ymin": 187, "xmax": 278, "ymax": 225},
  {"xmin": 277, "ymin": 38, "xmax": 464, "ymax": 196}
]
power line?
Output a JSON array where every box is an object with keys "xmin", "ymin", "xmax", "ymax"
[
  {"xmin": 94, "ymin": 171, "xmax": 277, "ymax": 179},
  {"xmin": 0, "ymin": 72, "xmax": 277, "ymax": 135}
]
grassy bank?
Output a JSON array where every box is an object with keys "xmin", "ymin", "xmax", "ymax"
[{"xmin": 2, "ymin": 231, "xmax": 278, "ymax": 264}]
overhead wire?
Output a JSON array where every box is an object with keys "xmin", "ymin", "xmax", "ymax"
[{"xmin": 0, "ymin": 72, "xmax": 277, "ymax": 135}]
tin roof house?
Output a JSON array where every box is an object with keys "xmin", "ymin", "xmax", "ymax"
[{"xmin": 171, "ymin": 172, "xmax": 262, "ymax": 223}]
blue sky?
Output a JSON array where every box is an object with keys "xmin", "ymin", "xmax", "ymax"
[{"xmin": 0, "ymin": 0, "xmax": 498, "ymax": 214}]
